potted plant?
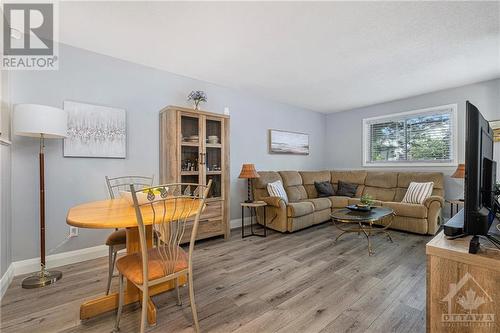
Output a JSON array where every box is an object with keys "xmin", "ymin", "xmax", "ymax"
[
  {"xmin": 187, "ymin": 90, "xmax": 207, "ymax": 110},
  {"xmin": 359, "ymin": 194, "xmax": 374, "ymax": 208}
]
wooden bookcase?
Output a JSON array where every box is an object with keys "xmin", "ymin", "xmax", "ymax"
[{"xmin": 159, "ymin": 106, "xmax": 230, "ymax": 242}]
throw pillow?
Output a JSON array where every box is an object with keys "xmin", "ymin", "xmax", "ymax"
[
  {"xmin": 267, "ymin": 180, "xmax": 289, "ymax": 204},
  {"xmin": 402, "ymin": 182, "xmax": 434, "ymax": 204},
  {"xmin": 336, "ymin": 181, "xmax": 358, "ymax": 198},
  {"xmin": 314, "ymin": 181, "xmax": 335, "ymax": 197}
]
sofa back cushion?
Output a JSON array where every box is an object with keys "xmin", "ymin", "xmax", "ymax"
[
  {"xmin": 252, "ymin": 171, "xmax": 282, "ymax": 200},
  {"xmin": 331, "ymin": 170, "xmax": 367, "ymax": 197},
  {"xmin": 300, "ymin": 171, "xmax": 331, "ymax": 198},
  {"xmin": 395, "ymin": 172, "xmax": 444, "ymax": 201},
  {"xmin": 362, "ymin": 172, "xmax": 398, "ymax": 201},
  {"xmin": 279, "ymin": 171, "xmax": 307, "ymax": 202}
]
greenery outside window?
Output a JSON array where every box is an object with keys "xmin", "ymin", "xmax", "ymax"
[{"xmin": 362, "ymin": 104, "xmax": 458, "ymax": 167}]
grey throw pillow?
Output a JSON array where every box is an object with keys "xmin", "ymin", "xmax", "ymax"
[
  {"xmin": 314, "ymin": 181, "xmax": 335, "ymax": 197},
  {"xmin": 336, "ymin": 181, "xmax": 358, "ymax": 197}
]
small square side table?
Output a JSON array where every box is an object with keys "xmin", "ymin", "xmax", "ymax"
[{"xmin": 241, "ymin": 201, "xmax": 267, "ymax": 238}]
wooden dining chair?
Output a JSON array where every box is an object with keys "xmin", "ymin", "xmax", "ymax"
[
  {"xmin": 113, "ymin": 180, "xmax": 211, "ymax": 333},
  {"xmin": 104, "ymin": 175, "xmax": 154, "ymax": 295}
]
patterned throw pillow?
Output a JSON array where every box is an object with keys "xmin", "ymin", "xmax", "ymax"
[
  {"xmin": 402, "ymin": 182, "xmax": 434, "ymax": 204},
  {"xmin": 267, "ymin": 180, "xmax": 289, "ymax": 204}
]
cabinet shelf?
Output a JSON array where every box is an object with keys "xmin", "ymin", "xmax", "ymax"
[
  {"xmin": 180, "ymin": 171, "xmax": 199, "ymax": 176},
  {"xmin": 206, "ymin": 171, "xmax": 222, "ymax": 175},
  {"xmin": 181, "ymin": 142, "xmax": 200, "ymax": 147},
  {"xmin": 205, "ymin": 143, "xmax": 222, "ymax": 148}
]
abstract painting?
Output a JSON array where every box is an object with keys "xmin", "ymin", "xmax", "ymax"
[
  {"xmin": 63, "ymin": 101, "xmax": 126, "ymax": 158},
  {"xmin": 269, "ymin": 129, "xmax": 309, "ymax": 155}
]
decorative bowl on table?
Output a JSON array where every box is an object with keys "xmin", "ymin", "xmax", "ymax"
[{"xmin": 346, "ymin": 204, "xmax": 373, "ymax": 212}]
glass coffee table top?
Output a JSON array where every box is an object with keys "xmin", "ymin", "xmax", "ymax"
[
  {"xmin": 330, "ymin": 207, "xmax": 395, "ymax": 256},
  {"xmin": 330, "ymin": 207, "xmax": 394, "ymax": 223}
]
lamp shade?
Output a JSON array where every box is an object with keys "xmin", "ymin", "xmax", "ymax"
[
  {"xmin": 13, "ymin": 104, "xmax": 68, "ymax": 138},
  {"xmin": 238, "ymin": 164, "xmax": 259, "ymax": 179},
  {"xmin": 451, "ymin": 164, "xmax": 465, "ymax": 179}
]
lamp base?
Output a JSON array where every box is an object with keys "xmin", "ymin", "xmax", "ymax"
[{"xmin": 22, "ymin": 269, "xmax": 62, "ymax": 289}]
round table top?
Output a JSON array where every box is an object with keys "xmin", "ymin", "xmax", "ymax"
[
  {"xmin": 330, "ymin": 207, "xmax": 394, "ymax": 223},
  {"xmin": 67, "ymin": 197, "xmax": 201, "ymax": 229}
]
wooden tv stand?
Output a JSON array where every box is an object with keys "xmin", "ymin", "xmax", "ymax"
[{"xmin": 426, "ymin": 230, "xmax": 500, "ymax": 333}]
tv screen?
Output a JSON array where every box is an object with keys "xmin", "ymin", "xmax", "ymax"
[{"xmin": 464, "ymin": 101, "xmax": 495, "ymax": 235}]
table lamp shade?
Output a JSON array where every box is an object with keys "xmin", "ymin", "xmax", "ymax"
[
  {"xmin": 238, "ymin": 164, "xmax": 259, "ymax": 179},
  {"xmin": 13, "ymin": 104, "xmax": 68, "ymax": 138},
  {"xmin": 451, "ymin": 164, "xmax": 465, "ymax": 179}
]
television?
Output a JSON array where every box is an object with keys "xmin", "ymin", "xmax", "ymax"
[{"xmin": 463, "ymin": 101, "xmax": 496, "ymax": 236}]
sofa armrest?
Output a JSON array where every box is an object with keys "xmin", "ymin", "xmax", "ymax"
[
  {"xmin": 260, "ymin": 196, "xmax": 286, "ymax": 208},
  {"xmin": 423, "ymin": 196, "xmax": 444, "ymax": 209}
]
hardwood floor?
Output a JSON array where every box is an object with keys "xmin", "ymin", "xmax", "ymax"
[{"xmin": 0, "ymin": 223, "xmax": 430, "ymax": 333}]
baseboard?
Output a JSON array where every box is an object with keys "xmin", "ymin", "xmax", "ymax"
[
  {"xmin": 0, "ymin": 263, "xmax": 14, "ymax": 299},
  {"xmin": 12, "ymin": 244, "xmax": 109, "ymax": 276},
  {"xmin": 10, "ymin": 219, "xmax": 250, "ymax": 279}
]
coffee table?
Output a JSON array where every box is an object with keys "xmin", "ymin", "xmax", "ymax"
[{"xmin": 330, "ymin": 207, "xmax": 395, "ymax": 255}]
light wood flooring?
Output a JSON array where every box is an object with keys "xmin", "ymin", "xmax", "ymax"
[{"xmin": 1, "ymin": 223, "xmax": 430, "ymax": 333}]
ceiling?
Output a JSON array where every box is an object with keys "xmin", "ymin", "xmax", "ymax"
[{"xmin": 58, "ymin": 1, "xmax": 500, "ymax": 113}]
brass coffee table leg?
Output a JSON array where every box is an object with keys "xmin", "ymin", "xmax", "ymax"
[{"xmin": 359, "ymin": 222, "xmax": 374, "ymax": 256}]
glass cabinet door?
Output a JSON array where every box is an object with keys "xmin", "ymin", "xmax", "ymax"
[
  {"xmin": 205, "ymin": 117, "xmax": 222, "ymax": 198},
  {"xmin": 180, "ymin": 114, "xmax": 201, "ymax": 185}
]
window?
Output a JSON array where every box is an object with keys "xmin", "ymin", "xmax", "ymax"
[{"xmin": 363, "ymin": 104, "xmax": 458, "ymax": 166}]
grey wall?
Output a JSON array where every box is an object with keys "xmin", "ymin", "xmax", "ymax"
[
  {"xmin": 9, "ymin": 44, "xmax": 327, "ymax": 261},
  {"xmin": 0, "ymin": 143, "xmax": 12, "ymax": 277},
  {"xmin": 325, "ymin": 79, "xmax": 500, "ymax": 205}
]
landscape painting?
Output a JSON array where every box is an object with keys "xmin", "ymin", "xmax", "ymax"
[
  {"xmin": 63, "ymin": 101, "xmax": 126, "ymax": 158},
  {"xmin": 269, "ymin": 129, "xmax": 309, "ymax": 155}
]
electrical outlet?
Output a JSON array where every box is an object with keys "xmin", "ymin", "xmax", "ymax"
[{"xmin": 69, "ymin": 226, "xmax": 79, "ymax": 237}]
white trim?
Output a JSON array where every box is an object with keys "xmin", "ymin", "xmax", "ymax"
[
  {"xmin": 0, "ymin": 263, "xmax": 14, "ymax": 299},
  {"xmin": 12, "ymin": 245, "xmax": 109, "ymax": 276},
  {"xmin": 362, "ymin": 104, "xmax": 458, "ymax": 167},
  {"xmin": 6, "ymin": 220, "xmax": 252, "ymax": 282}
]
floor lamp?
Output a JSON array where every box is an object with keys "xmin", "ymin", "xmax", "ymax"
[{"xmin": 13, "ymin": 104, "xmax": 68, "ymax": 289}]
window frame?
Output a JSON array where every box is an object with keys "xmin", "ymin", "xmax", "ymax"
[{"xmin": 362, "ymin": 104, "xmax": 458, "ymax": 167}]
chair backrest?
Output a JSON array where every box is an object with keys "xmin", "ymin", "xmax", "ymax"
[
  {"xmin": 130, "ymin": 181, "xmax": 212, "ymax": 288},
  {"xmin": 105, "ymin": 175, "xmax": 154, "ymax": 199}
]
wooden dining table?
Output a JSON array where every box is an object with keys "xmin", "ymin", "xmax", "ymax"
[{"xmin": 66, "ymin": 197, "xmax": 199, "ymax": 325}]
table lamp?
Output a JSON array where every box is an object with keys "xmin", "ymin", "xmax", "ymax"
[
  {"xmin": 13, "ymin": 104, "xmax": 68, "ymax": 289},
  {"xmin": 238, "ymin": 164, "xmax": 259, "ymax": 203},
  {"xmin": 451, "ymin": 163, "xmax": 465, "ymax": 201}
]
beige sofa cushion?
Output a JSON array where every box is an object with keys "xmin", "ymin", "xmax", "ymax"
[
  {"xmin": 300, "ymin": 171, "xmax": 331, "ymax": 198},
  {"xmin": 331, "ymin": 170, "xmax": 366, "ymax": 197},
  {"xmin": 395, "ymin": 172, "xmax": 444, "ymax": 201},
  {"xmin": 362, "ymin": 186, "xmax": 396, "ymax": 202},
  {"xmin": 306, "ymin": 198, "xmax": 332, "ymax": 211},
  {"xmin": 365, "ymin": 172, "xmax": 398, "ymax": 188},
  {"xmin": 382, "ymin": 201, "xmax": 427, "ymax": 219},
  {"xmin": 253, "ymin": 171, "xmax": 282, "ymax": 200},
  {"xmin": 287, "ymin": 201, "xmax": 314, "ymax": 217},
  {"xmin": 328, "ymin": 196, "xmax": 350, "ymax": 208},
  {"xmin": 280, "ymin": 171, "xmax": 307, "ymax": 202}
]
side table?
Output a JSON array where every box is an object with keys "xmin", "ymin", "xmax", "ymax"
[{"xmin": 241, "ymin": 201, "xmax": 267, "ymax": 238}]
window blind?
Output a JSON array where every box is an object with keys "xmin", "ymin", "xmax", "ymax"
[{"xmin": 364, "ymin": 105, "xmax": 456, "ymax": 165}]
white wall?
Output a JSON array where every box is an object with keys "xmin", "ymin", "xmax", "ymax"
[
  {"xmin": 8, "ymin": 44, "xmax": 327, "ymax": 261},
  {"xmin": 325, "ymin": 78, "xmax": 500, "ymax": 202}
]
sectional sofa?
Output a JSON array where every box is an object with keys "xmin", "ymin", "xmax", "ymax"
[{"xmin": 252, "ymin": 170, "xmax": 445, "ymax": 235}]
